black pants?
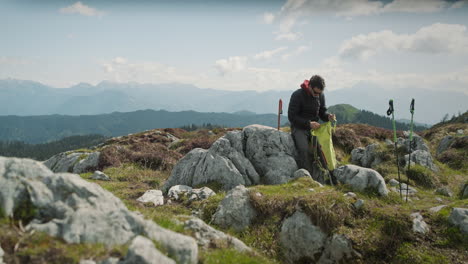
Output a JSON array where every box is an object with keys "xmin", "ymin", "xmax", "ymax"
[{"xmin": 291, "ymin": 126, "xmax": 323, "ymax": 177}]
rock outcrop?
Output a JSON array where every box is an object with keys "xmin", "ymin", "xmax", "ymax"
[
  {"xmin": 333, "ymin": 165, "xmax": 389, "ymax": 196},
  {"xmin": 279, "ymin": 211, "xmax": 359, "ymax": 264},
  {"xmin": 44, "ymin": 151, "xmax": 100, "ymax": 174},
  {"xmin": 167, "ymin": 185, "xmax": 215, "ymax": 202},
  {"xmin": 119, "ymin": 236, "xmax": 175, "ymax": 264},
  {"xmin": 351, "ymin": 143, "xmax": 383, "ymax": 168},
  {"xmin": 163, "ymin": 125, "xmax": 297, "ymax": 191},
  {"xmin": 280, "ymin": 211, "xmax": 327, "ymax": 263},
  {"xmin": 449, "ymin": 208, "xmax": 468, "ymax": 234},
  {"xmin": 0, "ymin": 157, "xmax": 197, "ymax": 264},
  {"xmin": 184, "ymin": 218, "xmax": 251, "ymax": 252},
  {"xmin": 211, "ymin": 185, "xmax": 257, "ymax": 232},
  {"xmin": 404, "ymin": 150, "xmax": 439, "ymax": 172}
]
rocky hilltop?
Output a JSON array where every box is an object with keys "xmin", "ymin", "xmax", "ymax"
[{"xmin": 0, "ymin": 122, "xmax": 467, "ymax": 264}]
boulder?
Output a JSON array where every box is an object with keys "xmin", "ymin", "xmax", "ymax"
[
  {"xmin": 404, "ymin": 150, "xmax": 439, "ymax": 172},
  {"xmin": 0, "ymin": 157, "xmax": 197, "ymax": 264},
  {"xmin": 436, "ymin": 186, "xmax": 453, "ymax": 197},
  {"xmin": 436, "ymin": 135, "xmax": 455, "ymax": 156},
  {"xmin": 351, "ymin": 144, "xmax": 383, "ymax": 168},
  {"xmin": 317, "ymin": 234, "xmax": 360, "ymax": 264},
  {"xmin": 333, "ymin": 165, "xmax": 388, "ymax": 196},
  {"xmin": 353, "ymin": 199, "xmax": 365, "ymax": 210},
  {"xmin": 90, "ymin": 171, "xmax": 110, "ymax": 181},
  {"xmin": 167, "ymin": 185, "xmax": 215, "ymax": 202},
  {"xmin": 390, "ymin": 182, "xmax": 418, "ymax": 197},
  {"xmin": 402, "ymin": 132, "xmax": 430, "ymax": 153},
  {"xmin": 168, "ymin": 185, "xmax": 193, "ymax": 200},
  {"xmin": 429, "ymin": 205, "xmax": 447, "ymax": 213},
  {"xmin": 279, "ymin": 211, "xmax": 327, "ymax": 263},
  {"xmin": 189, "ymin": 187, "xmax": 216, "ymax": 201},
  {"xmin": 119, "ymin": 236, "xmax": 175, "ymax": 264},
  {"xmin": 184, "ymin": 218, "xmax": 251, "ymax": 252},
  {"xmin": 293, "ymin": 169, "xmax": 312, "ymax": 179},
  {"xmin": 461, "ymin": 184, "xmax": 468, "ymax": 199},
  {"xmin": 410, "ymin": 213, "xmax": 429, "ymax": 234},
  {"xmin": 163, "ymin": 125, "xmax": 297, "ymax": 192},
  {"xmin": 212, "ymin": 185, "xmax": 257, "ymax": 232},
  {"xmin": 73, "ymin": 152, "xmax": 101, "ymax": 174},
  {"xmin": 449, "ymin": 208, "xmax": 468, "ymax": 234},
  {"xmin": 44, "ymin": 151, "xmax": 100, "ymax": 174},
  {"xmin": 137, "ymin": 190, "xmax": 164, "ymax": 206}
]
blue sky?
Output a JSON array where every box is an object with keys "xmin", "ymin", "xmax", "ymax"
[{"xmin": 1, "ymin": 0, "xmax": 468, "ymax": 96}]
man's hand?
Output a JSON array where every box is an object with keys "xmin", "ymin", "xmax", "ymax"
[
  {"xmin": 310, "ymin": 121, "xmax": 320, "ymax": 130},
  {"xmin": 328, "ymin": 113, "xmax": 336, "ymax": 121}
]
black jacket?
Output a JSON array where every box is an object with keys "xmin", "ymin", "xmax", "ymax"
[{"xmin": 288, "ymin": 88, "xmax": 330, "ymax": 130}]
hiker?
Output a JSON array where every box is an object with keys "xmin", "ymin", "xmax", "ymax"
[{"xmin": 288, "ymin": 75, "xmax": 336, "ymax": 183}]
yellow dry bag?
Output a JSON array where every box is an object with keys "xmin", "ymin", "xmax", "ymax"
[{"xmin": 311, "ymin": 121, "xmax": 337, "ymax": 171}]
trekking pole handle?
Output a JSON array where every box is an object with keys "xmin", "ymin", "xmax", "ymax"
[
  {"xmin": 387, "ymin": 99, "xmax": 394, "ymax": 116},
  {"xmin": 410, "ymin": 98, "xmax": 415, "ymax": 114}
]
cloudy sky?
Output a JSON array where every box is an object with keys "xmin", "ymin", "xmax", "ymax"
[{"xmin": 1, "ymin": 0, "xmax": 468, "ymax": 95}]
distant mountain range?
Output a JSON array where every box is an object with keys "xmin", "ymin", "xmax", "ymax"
[
  {"xmin": 0, "ymin": 104, "xmax": 428, "ymax": 144},
  {"xmin": 1, "ymin": 79, "xmax": 466, "ymax": 125}
]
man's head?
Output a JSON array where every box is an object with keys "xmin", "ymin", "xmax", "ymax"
[{"xmin": 308, "ymin": 75, "xmax": 325, "ymax": 96}]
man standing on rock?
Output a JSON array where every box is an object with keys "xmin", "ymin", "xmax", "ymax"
[{"xmin": 288, "ymin": 75, "xmax": 336, "ymax": 183}]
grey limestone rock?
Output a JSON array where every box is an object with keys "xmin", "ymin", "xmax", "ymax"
[
  {"xmin": 436, "ymin": 186, "xmax": 453, "ymax": 197},
  {"xmin": 404, "ymin": 150, "xmax": 439, "ymax": 172},
  {"xmin": 351, "ymin": 144, "xmax": 383, "ymax": 168},
  {"xmin": 211, "ymin": 185, "xmax": 257, "ymax": 232},
  {"xmin": 163, "ymin": 125, "xmax": 298, "ymax": 192},
  {"xmin": 0, "ymin": 157, "xmax": 198, "ymax": 264},
  {"xmin": 90, "ymin": 170, "xmax": 110, "ymax": 181},
  {"xmin": 410, "ymin": 212, "xmax": 429, "ymax": 234},
  {"xmin": 333, "ymin": 165, "xmax": 388, "ymax": 196},
  {"xmin": 280, "ymin": 211, "xmax": 327, "ymax": 264},
  {"xmin": 449, "ymin": 208, "xmax": 468, "ymax": 234},
  {"xmin": 184, "ymin": 217, "xmax": 251, "ymax": 252},
  {"xmin": 44, "ymin": 151, "xmax": 101, "ymax": 174},
  {"xmin": 119, "ymin": 236, "xmax": 175, "ymax": 264},
  {"xmin": 437, "ymin": 135, "xmax": 455, "ymax": 156},
  {"xmin": 317, "ymin": 234, "xmax": 360, "ymax": 264},
  {"xmin": 137, "ymin": 190, "xmax": 164, "ymax": 206}
]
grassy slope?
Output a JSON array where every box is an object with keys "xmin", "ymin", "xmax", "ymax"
[{"xmin": 1, "ymin": 123, "xmax": 467, "ymax": 264}]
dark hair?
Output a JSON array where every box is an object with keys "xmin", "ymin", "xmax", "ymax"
[{"xmin": 309, "ymin": 75, "xmax": 325, "ymax": 90}]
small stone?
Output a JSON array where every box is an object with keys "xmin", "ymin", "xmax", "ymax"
[
  {"xmin": 388, "ymin": 179, "xmax": 399, "ymax": 187},
  {"xmin": 410, "ymin": 212, "xmax": 429, "ymax": 234},
  {"xmin": 90, "ymin": 170, "xmax": 110, "ymax": 181},
  {"xmin": 435, "ymin": 197, "xmax": 443, "ymax": 203},
  {"xmin": 293, "ymin": 168, "xmax": 312, "ymax": 179},
  {"xmin": 167, "ymin": 185, "xmax": 193, "ymax": 200},
  {"xmin": 429, "ymin": 205, "xmax": 447, "ymax": 213},
  {"xmin": 457, "ymin": 129, "xmax": 464, "ymax": 135},
  {"xmin": 80, "ymin": 260, "xmax": 96, "ymax": 264},
  {"xmin": 255, "ymin": 192, "xmax": 262, "ymax": 197},
  {"xmin": 449, "ymin": 208, "xmax": 468, "ymax": 234},
  {"xmin": 436, "ymin": 186, "xmax": 453, "ymax": 197},
  {"xmin": 137, "ymin": 190, "xmax": 164, "ymax": 206},
  {"xmin": 344, "ymin": 192, "xmax": 357, "ymax": 198},
  {"xmin": 308, "ymin": 188, "xmax": 315, "ymax": 192},
  {"xmin": 353, "ymin": 199, "xmax": 365, "ymax": 209}
]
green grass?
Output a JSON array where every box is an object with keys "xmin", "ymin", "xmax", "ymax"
[
  {"xmin": 0, "ymin": 218, "xmax": 128, "ymax": 264},
  {"xmin": 199, "ymin": 248, "xmax": 278, "ymax": 264},
  {"xmin": 394, "ymin": 243, "xmax": 449, "ymax": 264}
]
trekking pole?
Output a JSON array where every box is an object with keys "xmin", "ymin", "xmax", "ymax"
[
  {"xmin": 406, "ymin": 99, "xmax": 415, "ymax": 202},
  {"xmin": 387, "ymin": 99, "xmax": 403, "ymax": 199},
  {"xmin": 278, "ymin": 99, "xmax": 283, "ymax": 131}
]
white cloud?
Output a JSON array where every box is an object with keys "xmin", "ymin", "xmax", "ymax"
[
  {"xmin": 269, "ymin": 0, "xmax": 463, "ymax": 41},
  {"xmin": 282, "ymin": 45, "xmax": 309, "ymax": 60},
  {"xmin": 214, "ymin": 56, "xmax": 248, "ymax": 75},
  {"xmin": 254, "ymin": 47, "xmax": 288, "ymax": 60},
  {"xmin": 60, "ymin": 2, "xmax": 104, "ymax": 17},
  {"xmin": 339, "ymin": 23, "xmax": 468, "ymax": 60},
  {"xmin": 263, "ymin": 12, "xmax": 275, "ymax": 24}
]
